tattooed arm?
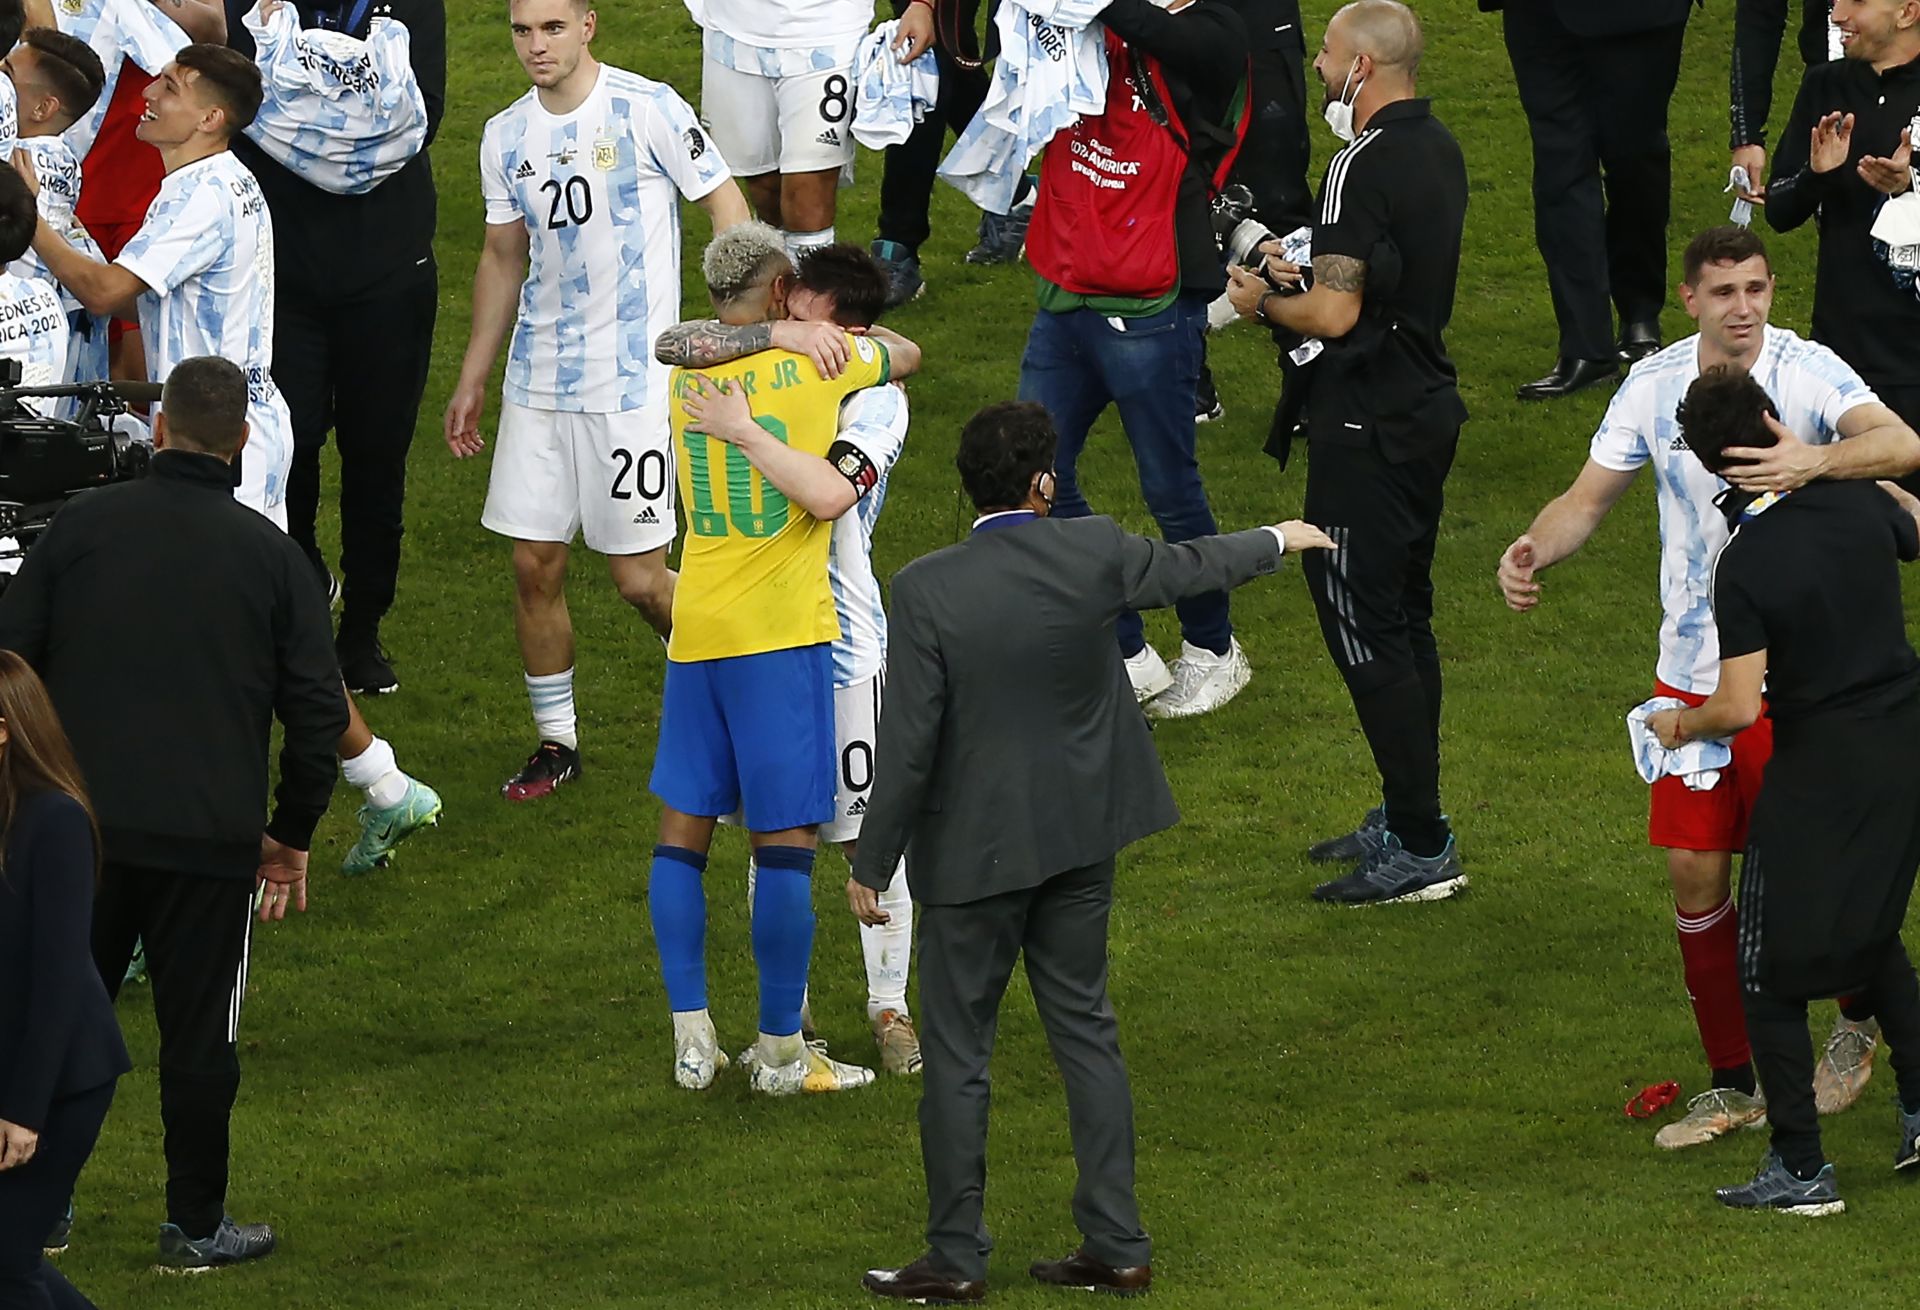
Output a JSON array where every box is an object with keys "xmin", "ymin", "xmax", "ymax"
[
  {"xmin": 655, "ymin": 320, "xmax": 776, "ymax": 368},
  {"xmin": 1252, "ymin": 252, "xmax": 1367, "ymax": 340}
]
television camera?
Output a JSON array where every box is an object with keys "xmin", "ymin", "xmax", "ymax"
[{"xmin": 0, "ymin": 358, "xmax": 161, "ymax": 588}]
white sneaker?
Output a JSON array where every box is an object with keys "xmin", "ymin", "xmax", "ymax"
[
  {"xmin": 672, "ymin": 1012, "xmax": 727, "ymax": 1090},
  {"xmin": 741, "ymin": 1038, "xmax": 876, "ymax": 1096},
  {"xmin": 1146, "ymin": 639, "xmax": 1252, "ymax": 720},
  {"xmin": 1125, "ymin": 645, "xmax": 1173, "ymax": 703}
]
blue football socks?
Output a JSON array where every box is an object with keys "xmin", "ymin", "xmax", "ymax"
[
  {"xmin": 750, "ymin": 845, "xmax": 817, "ymax": 1037},
  {"xmin": 648, "ymin": 844, "xmax": 709, "ymax": 1013}
]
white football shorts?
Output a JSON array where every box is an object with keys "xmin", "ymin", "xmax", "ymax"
[
  {"xmin": 700, "ymin": 57, "xmax": 856, "ymax": 176},
  {"xmin": 481, "ymin": 398, "xmax": 676, "ymax": 556}
]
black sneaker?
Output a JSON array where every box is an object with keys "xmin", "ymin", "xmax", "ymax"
[
  {"xmin": 1312, "ymin": 833, "xmax": 1466, "ymax": 906},
  {"xmin": 338, "ymin": 629, "xmax": 398, "ymax": 695},
  {"xmin": 155, "ymin": 1216, "xmax": 277, "ymax": 1273},
  {"xmin": 502, "ymin": 741, "xmax": 581, "ymax": 802},
  {"xmin": 965, "ymin": 182, "xmax": 1035, "ymax": 265},
  {"xmin": 1716, "ymin": 1152, "xmax": 1845, "ymax": 1216},
  {"xmin": 1307, "ymin": 806, "xmax": 1387, "ymax": 863},
  {"xmin": 44, "ymin": 1203, "xmax": 71, "ymax": 1255},
  {"xmin": 871, "ymin": 239, "xmax": 924, "ymax": 309},
  {"xmin": 1896, "ymin": 1097, "xmax": 1920, "ymax": 1171}
]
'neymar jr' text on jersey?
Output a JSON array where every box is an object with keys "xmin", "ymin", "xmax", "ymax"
[{"xmin": 667, "ymin": 335, "xmax": 891, "ymax": 663}]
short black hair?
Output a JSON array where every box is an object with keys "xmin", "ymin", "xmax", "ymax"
[
  {"xmin": 794, "ymin": 245, "xmax": 889, "ymax": 329},
  {"xmin": 20, "ymin": 29, "xmax": 108, "ymax": 129},
  {"xmin": 161, "ymin": 356, "xmax": 250, "ymax": 457},
  {"xmin": 956, "ymin": 401, "xmax": 1057, "ymax": 512},
  {"xmin": 173, "ymin": 44, "xmax": 264, "ymax": 134},
  {"xmin": 1683, "ymin": 225, "xmax": 1771, "ymax": 286},
  {"xmin": 1677, "ymin": 366, "xmax": 1778, "ymax": 475},
  {"xmin": 0, "ymin": 164, "xmax": 36, "ymax": 264},
  {"xmin": 0, "ymin": 0, "xmax": 24, "ymax": 56}
]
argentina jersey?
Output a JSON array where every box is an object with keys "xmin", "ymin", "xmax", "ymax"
[
  {"xmin": 115, "ymin": 152, "xmax": 294, "ymax": 516},
  {"xmin": 479, "ymin": 65, "xmax": 731, "ymax": 414},
  {"xmin": 827, "ymin": 384, "xmax": 909, "ymax": 688},
  {"xmin": 1589, "ymin": 324, "xmax": 1878, "ymax": 695},
  {"xmin": 0, "ymin": 268, "xmax": 72, "ymax": 391},
  {"xmin": 56, "ymin": 0, "xmax": 187, "ymax": 158},
  {"xmin": 243, "ymin": 3, "xmax": 429, "ymax": 196}
]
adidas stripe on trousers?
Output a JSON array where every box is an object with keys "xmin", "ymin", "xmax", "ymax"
[{"xmin": 91, "ymin": 866, "xmax": 255, "ymax": 1239}]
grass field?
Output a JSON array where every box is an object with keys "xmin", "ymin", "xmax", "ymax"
[{"xmin": 50, "ymin": 2, "xmax": 1920, "ymax": 1306}]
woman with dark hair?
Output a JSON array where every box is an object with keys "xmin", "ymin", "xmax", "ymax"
[{"xmin": 0, "ymin": 650, "xmax": 128, "ymax": 1310}]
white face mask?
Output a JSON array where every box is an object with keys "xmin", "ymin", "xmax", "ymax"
[{"xmin": 1322, "ymin": 58, "xmax": 1364, "ymax": 142}]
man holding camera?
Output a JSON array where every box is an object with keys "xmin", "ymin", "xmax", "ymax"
[
  {"xmin": 0, "ymin": 355, "xmax": 349, "ymax": 1271},
  {"xmin": 1229, "ymin": 0, "xmax": 1468, "ymax": 905},
  {"xmin": 1015, "ymin": 0, "xmax": 1254, "ymax": 720}
]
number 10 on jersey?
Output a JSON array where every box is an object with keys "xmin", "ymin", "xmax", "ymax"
[{"xmin": 685, "ymin": 416, "xmax": 793, "ymax": 538}]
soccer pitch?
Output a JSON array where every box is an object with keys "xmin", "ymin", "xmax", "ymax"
[{"xmin": 60, "ymin": 2, "xmax": 1920, "ymax": 1305}]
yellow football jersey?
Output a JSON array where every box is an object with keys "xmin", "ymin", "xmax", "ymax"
[{"xmin": 666, "ymin": 335, "xmax": 891, "ymax": 662}]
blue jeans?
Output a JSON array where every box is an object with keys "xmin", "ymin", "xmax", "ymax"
[{"xmin": 1016, "ymin": 292, "xmax": 1228, "ymax": 656}]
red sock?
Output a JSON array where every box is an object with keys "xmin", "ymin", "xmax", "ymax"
[{"xmin": 1676, "ymin": 898, "xmax": 1751, "ymax": 1072}]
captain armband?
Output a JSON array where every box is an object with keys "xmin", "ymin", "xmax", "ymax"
[{"xmin": 827, "ymin": 440, "xmax": 880, "ymax": 497}]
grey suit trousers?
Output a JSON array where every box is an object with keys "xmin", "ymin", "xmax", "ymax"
[{"xmin": 916, "ymin": 858, "xmax": 1150, "ymax": 1280}]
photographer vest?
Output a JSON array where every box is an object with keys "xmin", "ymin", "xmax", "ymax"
[{"xmin": 1027, "ymin": 30, "xmax": 1246, "ymax": 301}]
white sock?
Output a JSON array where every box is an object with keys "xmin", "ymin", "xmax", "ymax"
[
  {"xmin": 758, "ymin": 1030, "xmax": 805, "ymax": 1066},
  {"xmin": 525, "ymin": 668, "xmax": 578, "ymax": 748},
  {"xmin": 341, "ymin": 735, "xmax": 409, "ymax": 809},
  {"xmin": 672, "ymin": 1008, "xmax": 715, "ymax": 1046},
  {"xmin": 864, "ymin": 859, "xmax": 912, "ymax": 1020},
  {"xmin": 785, "ymin": 226, "xmax": 835, "ymax": 262}
]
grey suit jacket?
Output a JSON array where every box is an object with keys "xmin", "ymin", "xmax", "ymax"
[{"xmin": 850, "ymin": 515, "xmax": 1283, "ymax": 907}]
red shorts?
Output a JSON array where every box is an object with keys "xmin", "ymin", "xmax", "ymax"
[{"xmin": 1646, "ymin": 677, "xmax": 1773, "ymax": 852}]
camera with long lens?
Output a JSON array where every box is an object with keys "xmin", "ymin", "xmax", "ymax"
[
  {"xmin": 0, "ymin": 358, "xmax": 160, "ymax": 589},
  {"xmin": 1211, "ymin": 183, "xmax": 1279, "ymax": 270},
  {"xmin": 1210, "ymin": 184, "xmax": 1313, "ymax": 295}
]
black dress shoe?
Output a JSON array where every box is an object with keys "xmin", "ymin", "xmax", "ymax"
[
  {"xmin": 1030, "ymin": 1248, "xmax": 1152, "ymax": 1295},
  {"xmin": 1617, "ymin": 320, "xmax": 1662, "ymax": 363},
  {"xmin": 1516, "ymin": 357, "xmax": 1619, "ymax": 401},
  {"xmin": 863, "ymin": 1254, "xmax": 986, "ymax": 1304}
]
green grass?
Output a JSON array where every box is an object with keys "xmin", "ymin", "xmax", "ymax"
[{"xmin": 54, "ymin": 2, "xmax": 1920, "ymax": 1306}]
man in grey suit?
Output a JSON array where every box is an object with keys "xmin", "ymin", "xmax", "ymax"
[{"xmin": 851, "ymin": 401, "xmax": 1331, "ymax": 1304}]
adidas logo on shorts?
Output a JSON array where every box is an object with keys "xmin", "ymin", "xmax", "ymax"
[
  {"xmin": 514, "ymin": 159, "xmax": 535, "ymax": 180},
  {"xmin": 634, "ymin": 507, "xmax": 660, "ymax": 525},
  {"xmin": 816, "ymin": 127, "xmax": 841, "ymax": 147},
  {"xmin": 846, "ymin": 796, "xmax": 867, "ymax": 816}
]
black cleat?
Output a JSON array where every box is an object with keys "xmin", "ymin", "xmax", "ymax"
[
  {"xmin": 337, "ymin": 629, "xmax": 398, "ymax": 695},
  {"xmin": 503, "ymin": 741, "xmax": 581, "ymax": 802}
]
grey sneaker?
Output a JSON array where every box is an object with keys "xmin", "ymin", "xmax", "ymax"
[
  {"xmin": 1654, "ymin": 1086, "xmax": 1768, "ymax": 1149},
  {"xmin": 1716, "ymin": 1152, "xmax": 1845, "ymax": 1216},
  {"xmin": 1308, "ymin": 806, "xmax": 1387, "ymax": 864},
  {"xmin": 1311, "ymin": 833, "xmax": 1465, "ymax": 906},
  {"xmin": 1896, "ymin": 1098, "xmax": 1920, "ymax": 1171},
  {"xmin": 871, "ymin": 239, "xmax": 924, "ymax": 309},
  {"xmin": 1813, "ymin": 1016, "xmax": 1879, "ymax": 1115},
  {"xmin": 123, "ymin": 937, "xmax": 148, "ymax": 988},
  {"xmin": 155, "ymin": 1216, "xmax": 277, "ymax": 1273},
  {"xmin": 965, "ymin": 184, "xmax": 1035, "ymax": 265}
]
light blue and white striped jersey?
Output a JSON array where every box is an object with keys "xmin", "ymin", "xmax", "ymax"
[
  {"xmin": 242, "ymin": 2, "xmax": 428, "ymax": 196},
  {"xmin": 12, "ymin": 137, "xmax": 109, "ymax": 406},
  {"xmin": 702, "ymin": 29, "xmax": 860, "ymax": 78},
  {"xmin": 115, "ymin": 151, "xmax": 293, "ymax": 514},
  {"xmin": 56, "ymin": 0, "xmax": 187, "ymax": 159},
  {"xmin": 480, "ymin": 65, "xmax": 732, "ymax": 414},
  {"xmin": 829, "ymin": 383, "xmax": 908, "ymax": 687},
  {"xmin": 0, "ymin": 269, "xmax": 72, "ymax": 390},
  {"xmin": 1588, "ymin": 325, "xmax": 1878, "ymax": 695},
  {"xmin": 16, "ymin": 136, "xmax": 82, "ymax": 235},
  {"xmin": 0, "ymin": 77, "xmax": 17, "ymax": 160},
  {"xmin": 697, "ymin": 0, "xmax": 873, "ymax": 50}
]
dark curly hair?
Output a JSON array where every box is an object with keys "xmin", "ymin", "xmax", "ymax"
[
  {"xmin": 956, "ymin": 401, "xmax": 1057, "ymax": 513},
  {"xmin": 1677, "ymin": 366, "xmax": 1777, "ymax": 475},
  {"xmin": 793, "ymin": 245, "xmax": 889, "ymax": 329}
]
